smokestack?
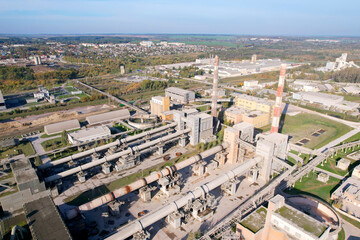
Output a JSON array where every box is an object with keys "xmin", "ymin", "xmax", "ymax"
[
  {"xmin": 270, "ymin": 64, "xmax": 286, "ymax": 133},
  {"xmin": 211, "ymin": 55, "xmax": 219, "ymax": 117}
]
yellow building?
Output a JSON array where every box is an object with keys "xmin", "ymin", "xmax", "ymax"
[
  {"xmin": 150, "ymin": 96, "xmax": 170, "ymax": 117},
  {"xmin": 225, "ymin": 107, "xmax": 270, "ymax": 128}
]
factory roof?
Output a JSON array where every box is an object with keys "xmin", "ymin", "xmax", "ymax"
[
  {"xmin": 225, "ymin": 107, "xmax": 246, "ymax": 115},
  {"xmin": 261, "ymin": 132, "xmax": 288, "ymax": 143},
  {"xmin": 196, "ymin": 112, "xmax": 212, "ymax": 119},
  {"xmin": 44, "ymin": 119, "xmax": 80, "ymax": 135},
  {"xmin": 86, "ymin": 109, "xmax": 130, "ymax": 125},
  {"xmin": 233, "ymin": 122, "xmax": 254, "ymax": 131},
  {"xmin": 182, "ymin": 108, "xmax": 199, "ymax": 115},
  {"xmin": 166, "ymin": 87, "xmax": 194, "ymax": 95},
  {"xmin": 295, "ymin": 91, "xmax": 344, "ymax": 101},
  {"xmin": 240, "ymin": 206, "xmax": 267, "ymax": 233},
  {"xmin": 343, "ymin": 86, "xmax": 360, "ymax": 94},
  {"xmin": 10, "ymin": 158, "xmax": 32, "ymax": 172},
  {"xmin": 233, "ymin": 93, "xmax": 273, "ymax": 106},
  {"xmin": 274, "ymin": 205, "xmax": 327, "ymax": 237},
  {"xmin": 68, "ymin": 126, "xmax": 110, "ymax": 140},
  {"xmin": 24, "ymin": 196, "xmax": 72, "ymax": 240}
]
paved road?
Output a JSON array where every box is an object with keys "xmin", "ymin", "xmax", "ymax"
[
  {"xmin": 342, "ymin": 219, "xmax": 360, "ymax": 240},
  {"xmin": 318, "ymin": 128, "xmax": 360, "ymax": 153}
]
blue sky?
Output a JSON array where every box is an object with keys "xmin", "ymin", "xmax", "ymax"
[{"xmin": 0, "ymin": 0, "xmax": 359, "ymax": 36}]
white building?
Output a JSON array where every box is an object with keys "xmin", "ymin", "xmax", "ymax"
[
  {"xmin": 139, "ymin": 41, "xmax": 154, "ymax": 47},
  {"xmin": 165, "ymin": 87, "xmax": 195, "ymax": 104},
  {"xmin": 343, "ymin": 86, "xmax": 360, "ymax": 95},
  {"xmin": 194, "ymin": 75, "xmax": 206, "ymax": 80},
  {"xmin": 0, "ymin": 90, "xmax": 6, "ymax": 110},
  {"xmin": 68, "ymin": 126, "xmax": 111, "ymax": 144},
  {"xmin": 316, "ymin": 53, "xmax": 360, "ymax": 72},
  {"xmin": 243, "ymin": 80, "xmax": 260, "ymax": 90},
  {"xmin": 293, "ymin": 91, "xmax": 359, "ymax": 112}
]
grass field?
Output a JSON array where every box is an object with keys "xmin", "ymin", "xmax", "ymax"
[
  {"xmin": 317, "ymin": 145, "xmax": 360, "ymax": 176},
  {"xmin": 0, "ymin": 141, "xmax": 35, "ymax": 159},
  {"xmin": 285, "ymin": 171, "xmax": 341, "ymax": 203},
  {"xmin": 280, "ymin": 113, "xmax": 352, "ymax": 149},
  {"xmin": 341, "ymin": 132, "xmax": 360, "ymax": 144},
  {"xmin": 41, "ymin": 137, "xmax": 69, "ymax": 151}
]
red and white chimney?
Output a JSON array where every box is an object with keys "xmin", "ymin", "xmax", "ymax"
[{"xmin": 271, "ymin": 64, "xmax": 287, "ymax": 133}]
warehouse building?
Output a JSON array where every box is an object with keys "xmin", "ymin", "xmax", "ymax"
[
  {"xmin": 68, "ymin": 126, "xmax": 111, "ymax": 144},
  {"xmin": 86, "ymin": 109, "xmax": 130, "ymax": 125},
  {"xmin": 44, "ymin": 119, "xmax": 80, "ymax": 135},
  {"xmin": 165, "ymin": 87, "xmax": 195, "ymax": 104},
  {"xmin": 293, "ymin": 91, "xmax": 359, "ymax": 111}
]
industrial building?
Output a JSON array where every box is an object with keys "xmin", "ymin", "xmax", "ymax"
[
  {"xmin": 237, "ymin": 195, "xmax": 330, "ymax": 240},
  {"xmin": 0, "ymin": 90, "xmax": 6, "ymax": 110},
  {"xmin": 173, "ymin": 110, "xmax": 215, "ymax": 145},
  {"xmin": 44, "ymin": 119, "xmax": 80, "ymax": 135},
  {"xmin": 150, "ymin": 95, "xmax": 170, "ymax": 117},
  {"xmin": 24, "ymin": 196, "xmax": 72, "ymax": 240},
  {"xmin": 165, "ymin": 87, "xmax": 195, "ymax": 104},
  {"xmin": 229, "ymin": 93, "xmax": 274, "ymax": 127},
  {"xmin": 86, "ymin": 109, "xmax": 130, "ymax": 125},
  {"xmin": 343, "ymin": 86, "xmax": 360, "ymax": 95},
  {"xmin": 331, "ymin": 176, "xmax": 360, "ymax": 218},
  {"xmin": 293, "ymin": 91, "xmax": 359, "ymax": 112},
  {"xmin": 68, "ymin": 125, "xmax": 111, "ymax": 145},
  {"xmin": 316, "ymin": 53, "xmax": 360, "ymax": 72},
  {"xmin": 11, "ymin": 158, "xmax": 46, "ymax": 194},
  {"xmin": 242, "ymin": 80, "xmax": 261, "ymax": 91}
]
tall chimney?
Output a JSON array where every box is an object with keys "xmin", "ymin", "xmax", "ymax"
[
  {"xmin": 271, "ymin": 64, "xmax": 286, "ymax": 133},
  {"xmin": 211, "ymin": 55, "xmax": 219, "ymax": 117}
]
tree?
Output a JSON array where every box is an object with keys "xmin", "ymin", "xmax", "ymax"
[{"xmin": 61, "ymin": 131, "xmax": 68, "ymax": 146}]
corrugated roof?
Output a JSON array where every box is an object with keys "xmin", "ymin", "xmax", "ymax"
[
  {"xmin": 44, "ymin": 119, "xmax": 80, "ymax": 135},
  {"xmin": 86, "ymin": 109, "xmax": 130, "ymax": 125}
]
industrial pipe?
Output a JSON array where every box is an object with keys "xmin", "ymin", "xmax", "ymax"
[
  {"xmin": 105, "ymin": 156, "xmax": 262, "ymax": 240},
  {"xmin": 65, "ymin": 142, "xmax": 229, "ymax": 219},
  {"xmin": 45, "ymin": 128, "xmax": 190, "ymax": 183},
  {"xmin": 39, "ymin": 122, "xmax": 177, "ymax": 170}
]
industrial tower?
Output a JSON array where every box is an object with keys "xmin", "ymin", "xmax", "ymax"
[
  {"xmin": 270, "ymin": 64, "xmax": 287, "ymax": 133},
  {"xmin": 211, "ymin": 55, "xmax": 219, "ymax": 118}
]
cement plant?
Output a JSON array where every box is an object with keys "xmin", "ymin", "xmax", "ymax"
[{"xmin": 1, "ymin": 3, "xmax": 360, "ymax": 240}]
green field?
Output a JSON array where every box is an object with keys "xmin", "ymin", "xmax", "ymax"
[
  {"xmin": 280, "ymin": 113, "xmax": 352, "ymax": 149},
  {"xmin": 317, "ymin": 145, "xmax": 360, "ymax": 176},
  {"xmin": 0, "ymin": 141, "xmax": 35, "ymax": 159},
  {"xmin": 285, "ymin": 171, "xmax": 341, "ymax": 202},
  {"xmin": 41, "ymin": 137, "xmax": 69, "ymax": 151}
]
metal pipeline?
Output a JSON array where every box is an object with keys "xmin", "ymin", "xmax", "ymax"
[
  {"xmin": 45, "ymin": 128, "xmax": 190, "ymax": 183},
  {"xmin": 65, "ymin": 142, "xmax": 229, "ymax": 219},
  {"xmin": 105, "ymin": 156, "xmax": 262, "ymax": 240},
  {"xmin": 39, "ymin": 122, "xmax": 177, "ymax": 170}
]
